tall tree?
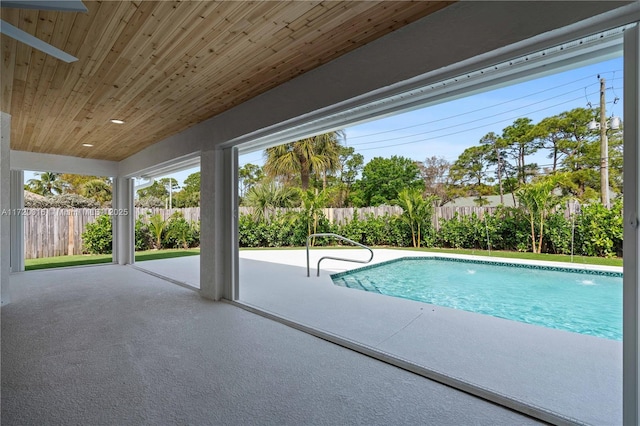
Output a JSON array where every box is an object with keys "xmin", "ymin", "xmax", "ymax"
[
  {"xmin": 479, "ymin": 132, "xmax": 509, "ymax": 204},
  {"xmin": 418, "ymin": 156, "xmax": 451, "ymax": 206},
  {"xmin": 173, "ymin": 172, "xmax": 201, "ymax": 207},
  {"xmin": 27, "ymin": 172, "xmax": 63, "ymax": 196},
  {"xmin": 314, "ymin": 131, "xmax": 345, "ymax": 190},
  {"xmin": 264, "ymin": 131, "xmax": 343, "ymax": 190},
  {"xmin": 238, "ymin": 164, "xmax": 264, "ymax": 198},
  {"xmin": 354, "ymin": 156, "xmax": 424, "ymax": 206},
  {"xmin": 502, "ymin": 118, "xmax": 539, "ymax": 184},
  {"xmin": 552, "ymin": 108, "xmax": 602, "ymax": 200},
  {"xmin": 137, "ymin": 181, "xmax": 169, "ymax": 200},
  {"xmin": 449, "ymin": 144, "xmax": 493, "ymax": 202},
  {"xmin": 607, "ymin": 124, "xmax": 624, "ymax": 197},
  {"xmin": 333, "ymin": 146, "xmax": 364, "ymax": 207},
  {"xmin": 337, "ymin": 146, "xmax": 363, "ymax": 188},
  {"xmin": 532, "ymin": 115, "xmax": 566, "ymax": 173},
  {"xmin": 533, "ymin": 108, "xmax": 595, "ymax": 174},
  {"xmin": 159, "ymin": 178, "xmax": 180, "ymax": 208}
]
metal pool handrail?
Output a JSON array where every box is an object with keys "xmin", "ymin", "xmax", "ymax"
[{"xmin": 306, "ymin": 233, "xmax": 374, "ymax": 277}]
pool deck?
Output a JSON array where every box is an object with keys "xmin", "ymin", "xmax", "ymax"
[{"xmin": 137, "ymin": 249, "xmax": 622, "ymax": 425}]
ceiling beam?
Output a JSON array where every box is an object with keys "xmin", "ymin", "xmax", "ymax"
[{"xmin": 10, "ymin": 150, "xmax": 118, "ymax": 176}]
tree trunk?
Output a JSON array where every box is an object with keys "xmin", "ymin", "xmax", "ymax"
[
  {"xmin": 301, "ymin": 165, "xmax": 310, "ymax": 190},
  {"xmin": 537, "ymin": 213, "xmax": 545, "ymax": 254},
  {"xmin": 411, "ymin": 223, "xmax": 416, "ymax": 248},
  {"xmin": 495, "ymin": 147, "xmax": 504, "ymax": 204},
  {"xmin": 529, "ymin": 213, "xmax": 537, "ymax": 253},
  {"xmin": 519, "ymin": 147, "xmax": 526, "ymax": 184}
]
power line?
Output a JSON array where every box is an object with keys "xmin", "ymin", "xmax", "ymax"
[
  {"xmin": 349, "ymin": 85, "xmax": 618, "ymax": 148},
  {"xmin": 347, "ymin": 71, "xmax": 622, "ymax": 140},
  {"xmin": 356, "ymin": 91, "xmax": 618, "ymax": 152}
]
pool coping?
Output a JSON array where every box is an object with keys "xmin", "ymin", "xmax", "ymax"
[{"xmin": 330, "ymin": 255, "xmax": 623, "ymax": 279}]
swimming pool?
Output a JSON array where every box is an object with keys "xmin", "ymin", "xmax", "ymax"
[{"xmin": 331, "ymin": 257, "xmax": 623, "ymax": 340}]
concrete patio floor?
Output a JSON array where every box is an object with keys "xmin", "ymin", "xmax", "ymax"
[
  {"xmin": 137, "ymin": 249, "xmax": 623, "ymax": 425},
  {"xmin": 3, "ymin": 264, "xmax": 541, "ymax": 425}
]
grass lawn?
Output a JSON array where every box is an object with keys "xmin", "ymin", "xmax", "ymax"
[{"xmin": 25, "ymin": 248, "xmax": 200, "ymax": 271}]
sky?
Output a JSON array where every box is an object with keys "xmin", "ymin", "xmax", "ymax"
[
  {"xmin": 237, "ymin": 56, "xmax": 623, "ymax": 176},
  {"xmin": 25, "ymin": 56, "xmax": 624, "ymax": 189}
]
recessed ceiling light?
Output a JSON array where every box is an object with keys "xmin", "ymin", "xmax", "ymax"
[
  {"xmin": 110, "ymin": 119, "xmax": 125, "ymax": 124},
  {"xmin": 82, "ymin": 143, "xmax": 94, "ymax": 147}
]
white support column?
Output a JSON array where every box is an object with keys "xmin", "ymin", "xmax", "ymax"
[
  {"xmin": 229, "ymin": 147, "xmax": 239, "ymax": 300},
  {"xmin": 623, "ymin": 22, "xmax": 640, "ymax": 426},
  {"xmin": 200, "ymin": 147, "xmax": 238, "ymax": 301},
  {"xmin": 1, "ymin": 112, "xmax": 11, "ymax": 305},
  {"xmin": 9, "ymin": 170, "xmax": 24, "ymax": 272},
  {"xmin": 112, "ymin": 177, "xmax": 134, "ymax": 265}
]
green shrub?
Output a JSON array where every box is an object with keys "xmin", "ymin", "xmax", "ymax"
[
  {"xmin": 543, "ymin": 210, "xmax": 572, "ymax": 255},
  {"xmin": 575, "ymin": 199, "xmax": 623, "ymax": 257},
  {"xmin": 82, "ymin": 214, "xmax": 113, "ymax": 254},
  {"xmin": 437, "ymin": 209, "xmax": 531, "ymax": 252},
  {"xmin": 25, "ymin": 194, "xmax": 100, "ymax": 209},
  {"xmin": 136, "ymin": 196, "xmax": 164, "ymax": 208},
  {"xmin": 438, "ymin": 213, "xmax": 482, "ymax": 249},
  {"xmin": 339, "ymin": 213, "xmax": 411, "ymax": 247},
  {"xmin": 163, "ymin": 212, "xmax": 198, "ymax": 249},
  {"xmin": 135, "ymin": 216, "xmax": 153, "ymax": 251},
  {"xmin": 488, "ymin": 207, "xmax": 530, "ymax": 252},
  {"xmin": 239, "ymin": 212, "xmax": 335, "ymax": 248}
]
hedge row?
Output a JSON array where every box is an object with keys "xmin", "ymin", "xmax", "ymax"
[
  {"xmin": 82, "ymin": 212, "xmax": 200, "ymax": 254},
  {"xmin": 239, "ymin": 201, "xmax": 623, "ymax": 258},
  {"xmin": 82, "ymin": 201, "xmax": 623, "ymax": 258}
]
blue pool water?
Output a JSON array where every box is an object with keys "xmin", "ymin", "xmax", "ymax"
[{"xmin": 331, "ymin": 257, "xmax": 623, "ymax": 340}]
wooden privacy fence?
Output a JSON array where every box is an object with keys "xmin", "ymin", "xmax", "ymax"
[
  {"xmin": 23, "ymin": 207, "xmax": 201, "ymax": 259},
  {"xmin": 24, "ymin": 208, "xmax": 104, "ymax": 259},
  {"xmin": 136, "ymin": 207, "xmax": 200, "ymax": 223},
  {"xmin": 241, "ymin": 203, "xmax": 580, "ymax": 228},
  {"xmin": 23, "ymin": 204, "xmax": 580, "ymax": 259},
  {"xmin": 236, "ymin": 205, "xmax": 405, "ymax": 224}
]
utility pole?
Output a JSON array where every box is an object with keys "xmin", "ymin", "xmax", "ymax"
[{"xmin": 599, "ymin": 77, "xmax": 610, "ymax": 209}]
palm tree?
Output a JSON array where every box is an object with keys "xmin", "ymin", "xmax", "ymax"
[
  {"xmin": 300, "ymin": 188, "xmax": 330, "ymax": 245},
  {"xmin": 517, "ymin": 175, "xmax": 563, "ymax": 253},
  {"xmin": 82, "ymin": 179, "xmax": 112, "ymax": 206},
  {"xmin": 314, "ymin": 131, "xmax": 344, "ymax": 190},
  {"xmin": 264, "ymin": 131, "xmax": 344, "ymax": 190},
  {"xmin": 395, "ymin": 188, "xmax": 436, "ymax": 248},
  {"xmin": 27, "ymin": 172, "xmax": 63, "ymax": 196},
  {"xmin": 244, "ymin": 181, "xmax": 299, "ymax": 222},
  {"xmin": 148, "ymin": 214, "xmax": 166, "ymax": 249}
]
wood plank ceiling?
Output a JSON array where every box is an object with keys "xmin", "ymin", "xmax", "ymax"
[{"xmin": 1, "ymin": 1, "xmax": 452, "ymax": 161}]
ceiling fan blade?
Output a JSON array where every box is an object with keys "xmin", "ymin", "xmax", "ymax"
[
  {"xmin": 1, "ymin": 20, "xmax": 78, "ymax": 63},
  {"xmin": 0, "ymin": 0, "xmax": 87, "ymax": 13}
]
